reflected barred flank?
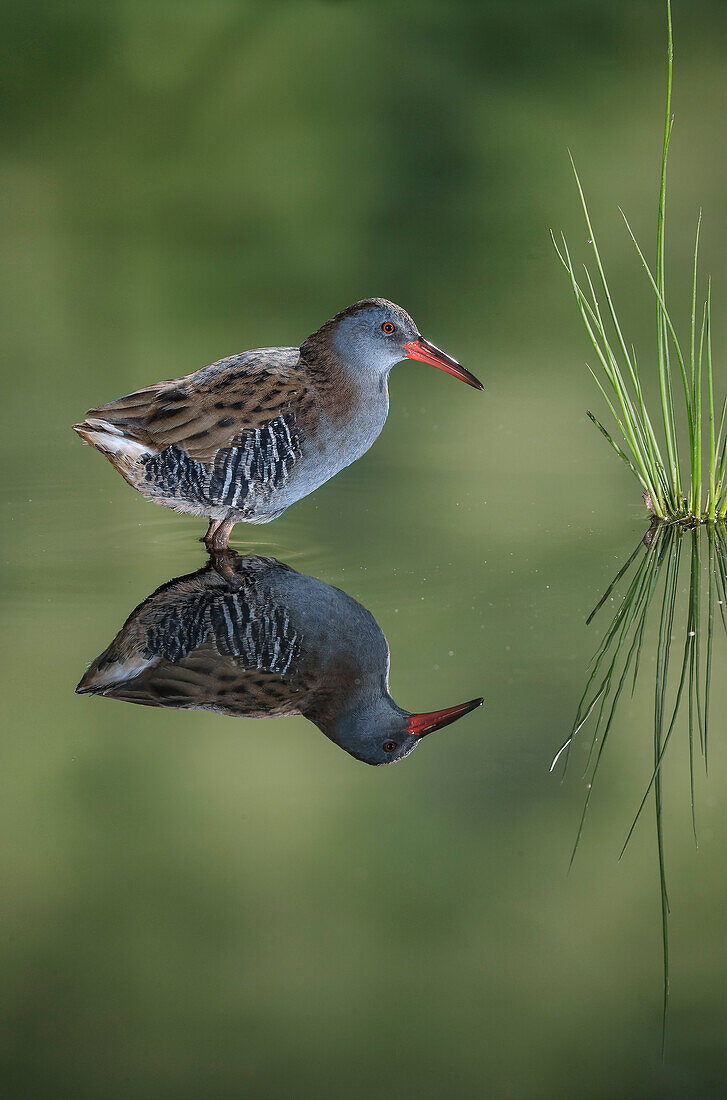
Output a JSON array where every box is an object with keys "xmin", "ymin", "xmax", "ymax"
[{"xmin": 143, "ymin": 588, "xmax": 300, "ymax": 677}]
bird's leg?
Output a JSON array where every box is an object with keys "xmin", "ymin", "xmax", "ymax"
[
  {"xmin": 203, "ymin": 518, "xmax": 223, "ymax": 548},
  {"xmin": 209, "ymin": 518, "xmax": 236, "ymax": 551}
]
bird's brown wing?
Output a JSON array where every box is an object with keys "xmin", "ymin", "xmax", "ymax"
[{"xmin": 85, "ymin": 348, "xmax": 308, "ymax": 463}]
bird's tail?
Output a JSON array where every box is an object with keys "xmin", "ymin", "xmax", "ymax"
[
  {"xmin": 73, "ymin": 418, "xmax": 155, "ymax": 482},
  {"xmin": 76, "ymin": 651, "xmax": 156, "ymax": 695}
]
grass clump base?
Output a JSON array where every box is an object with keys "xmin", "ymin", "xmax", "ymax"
[{"xmin": 554, "ymin": 1, "xmax": 727, "ymax": 525}]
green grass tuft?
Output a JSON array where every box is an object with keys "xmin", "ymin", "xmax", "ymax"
[{"xmin": 554, "ymin": 1, "xmax": 726, "ymax": 524}]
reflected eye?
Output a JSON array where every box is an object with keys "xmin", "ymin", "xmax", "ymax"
[
  {"xmin": 383, "ymin": 740, "xmax": 397, "ymax": 752},
  {"xmin": 381, "ymin": 322, "xmax": 395, "ymax": 334}
]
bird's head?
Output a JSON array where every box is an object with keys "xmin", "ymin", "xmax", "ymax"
[
  {"xmin": 325, "ymin": 693, "xmax": 484, "ymax": 766},
  {"xmin": 301, "ymin": 298, "xmax": 483, "ymax": 390}
]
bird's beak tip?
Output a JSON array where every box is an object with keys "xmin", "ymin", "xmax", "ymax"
[
  {"xmin": 403, "ymin": 337, "xmax": 483, "ymax": 391},
  {"xmin": 406, "ymin": 696, "xmax": 484, "ymax": 737}
]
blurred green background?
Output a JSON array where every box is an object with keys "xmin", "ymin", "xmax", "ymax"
[{"xmin": 2, "ymin": 1, "xmax": 727, "ymax": 1095}]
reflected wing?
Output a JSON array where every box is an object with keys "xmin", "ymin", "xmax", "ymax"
[
  {"xmin": 103, "ymin": 644, "xmax": 306, "ymax": 718},
  {"xmin": 77, "ymin": 561, "xmax": 309, "ymax": 717}
]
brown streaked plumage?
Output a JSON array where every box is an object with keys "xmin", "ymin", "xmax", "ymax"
[{"xmin": 73, "ymin": 299, "xmax": 483, "ymax": 547}]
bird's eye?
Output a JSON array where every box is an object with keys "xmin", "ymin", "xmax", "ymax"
[
  {"xmin": 383, "ymin": 740, "xmax": 397, "ymax": 752},
  {"xmin": 381, "ymin": 322, "xmax": 395, "ymax": 334}
]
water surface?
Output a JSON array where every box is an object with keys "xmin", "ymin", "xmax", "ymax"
[{"xmin": 3, "ymin": 3, "xmax": 727, "ymax": 1096}]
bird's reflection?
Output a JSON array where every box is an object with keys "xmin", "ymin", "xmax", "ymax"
[{"xmin": 77, "ymin": 551, "xmax": 483, "ymax": 765}]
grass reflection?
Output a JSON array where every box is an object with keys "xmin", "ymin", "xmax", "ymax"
[{"xmin": 553, "ymin": 521, "xmax": 727, "ymax": 1047}]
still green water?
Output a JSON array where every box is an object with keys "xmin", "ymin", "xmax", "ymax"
[{"xmin": 3, "ymin": 2, "xmax": 727, "ymax": 1096}]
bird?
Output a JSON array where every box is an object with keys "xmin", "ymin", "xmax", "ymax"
[
  {"xmin": 76, "ymin": 551, "xmax": 483, "ymax": 766},
  {"xmin": 73, "ymin": 298, "xmax": 483, "ymax": 549}
]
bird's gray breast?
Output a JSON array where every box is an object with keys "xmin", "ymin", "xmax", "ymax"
[{"xmin": 304, "ymin": 385, "xmax": 390, "ymax": 490}]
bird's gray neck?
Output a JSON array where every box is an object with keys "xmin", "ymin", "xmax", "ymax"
[
  {"xmin": 298, "ymin": 333, "xmax": 390, "ymax": 460},
  {"xmin": 300, "ymin": 325, "xmax": 393, "ymax": 398}
]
